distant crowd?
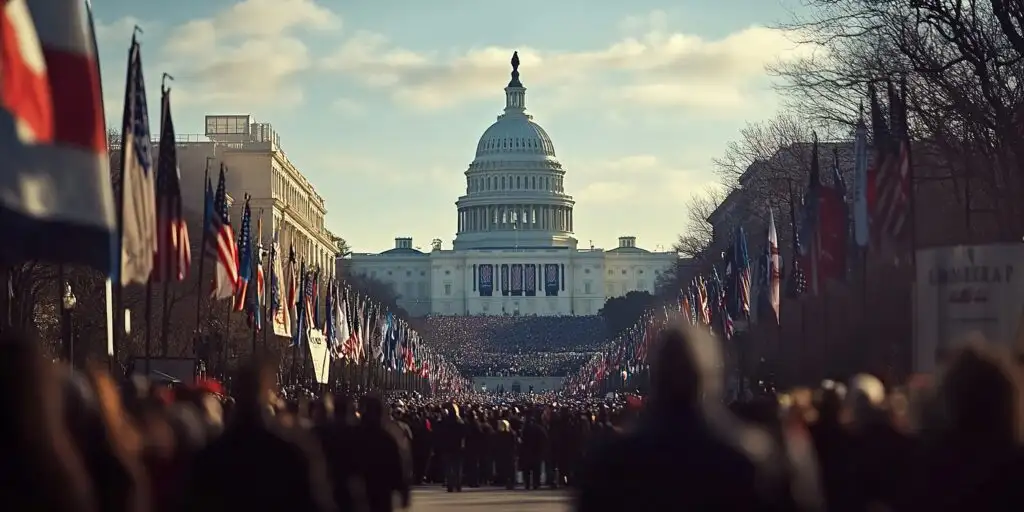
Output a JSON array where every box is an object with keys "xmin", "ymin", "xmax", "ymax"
[{"xmin": 419, "ymin": 315, "xmax": 609, "ymax": 376}]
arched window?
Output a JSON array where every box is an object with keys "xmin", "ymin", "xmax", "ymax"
[{"xmin": 516, "ymin": 176, "xmax": 521, "ymax": 188}]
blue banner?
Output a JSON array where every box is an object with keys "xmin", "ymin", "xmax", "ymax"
[
  {"xmin": 544, "ymin": 263, "xmax": 559, "ymax": 296},
  {"xmin": 479, "ymin": 264, "xmax": 493, "ymax": 296},
  {"xmin": 525, "ymin": 264, "xmax": 537, "ymax": 296},
  {"xmin": 511, "ymin": 264, "xmax": 523, "ymax": 296},
  {"xmin": 501, "ymin": 264, "xmax": 510, "ymax": 296}
]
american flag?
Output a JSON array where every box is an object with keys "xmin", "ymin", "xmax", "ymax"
[
  {"xmin": 205, "ymin": 165, "xmax": 238, "ymax": 299},
  {"xmin": 873, "ymin": 80, "xmax": 911, "ymax": 249},
  {"xmin": 118, "ymin": 34, "xmax": 157, "ymax": 285},
  {"xmin": 787, "ymin": 189, "xmax": 808, "ymax": 298},
  {"xmin": 287, "ymin": 243, "xmax": 297, "ymax": 312},
  {"xmin": 233, "ymin": 195, "xmax": 252, "ymax": 312},
  {"xmin": 711, "ymin": 267, "xmax": 734, "ymax": 340},
  {"xmin": 152, "ymin": 86, "xmax": 190, "ymax": 283},
  {"xmin": 733, "ymin": 227, "xmax": 751, "ymax": 320},
  {"xmin": 247, "ymin": 211, "xmax": 265, "ymax": 330}
]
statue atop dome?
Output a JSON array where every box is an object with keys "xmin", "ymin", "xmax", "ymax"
[{"xmin": 508, "ymin": 51, "xmax": 523, "ymax": 87}]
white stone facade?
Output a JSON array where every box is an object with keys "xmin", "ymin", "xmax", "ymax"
[{"xmin": 343, "ymin": 54, "xmax": 678, "ymax": 317}]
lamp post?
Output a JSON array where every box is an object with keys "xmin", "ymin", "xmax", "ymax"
[{"xmin": 61, "ymin": 282, "xmax": 77, "ymax": 366}]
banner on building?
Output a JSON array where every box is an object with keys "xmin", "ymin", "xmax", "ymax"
[
  {"xmin": 307, "ymin": 330, "xmax": 331, "ymax": 384},
  {"xmin": 525, "ymin": 264, "xmax": 537, "ymax": 296},
  {"xmin": 479, "ymin": 264, "xmax": 493, "ymax": 296},
  {"xmin": 501, "ymin": 264, "xmax": 510, "ymax": 296},
  {"xmin": 545, "ymin": 264, "xmax": 559, "ymax": 296},
  {"xmin": 914, "ymin": 243, "xmax": 1024, "ymax": 374},
  {"xmin": 511, "ymin": 264, "xmax": 523, "ymax": 296}
]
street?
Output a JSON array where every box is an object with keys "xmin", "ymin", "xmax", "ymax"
[{"xmin": 412, "ymin": 486, "xmax": 571, "ymax": 511}]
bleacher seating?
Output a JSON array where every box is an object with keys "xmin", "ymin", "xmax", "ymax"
[{"xmin": 420, "ymin": 315, "xmax": 609, "ymax": 377}]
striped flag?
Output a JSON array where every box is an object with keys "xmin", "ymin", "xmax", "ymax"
[
  {"xmin": 118, "ymin": 33, "xmax": 157, "ymax": 285},
  {"xmin": 3, "ymin": 0, "xmax": 116, "ymax": 272},
  {"xmin": 205, "ymin": 166, "xmax": 238, "ymax": 299},
  {"xmin": 246, "ymin": 210, "xmax": 264, "ymax": 330},
  {"xmin": 787, "ymin": 188, "xmax": 808, "ymax": 298},
  {"xmin": 152, "ymin": 86, "xmax": 190, "ymax": 282},
  {"xmin": 767, "ymin": 209, "xmax": 781, "ymax": 322},
  {"xmin": 233, "ymin": 196, "xmax": 252, "ymax": 311},
  {"xmin": 873, "ymin": 80, "xmax": 911, "ymax": 251},
  {"xmin": 733, "ymin": 227, "xmax": 751, "ymax": 320}
]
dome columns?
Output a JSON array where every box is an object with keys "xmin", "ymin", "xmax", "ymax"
[{"xmin": 457, "ymin": 203, "xmax": 573, "ymax": 234}]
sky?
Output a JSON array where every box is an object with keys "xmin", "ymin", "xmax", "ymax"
[{"xmin": 90, "ymin": 0, "xmax": 811, "ymax": 254}]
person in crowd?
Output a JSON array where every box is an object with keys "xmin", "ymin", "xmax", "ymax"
[
  {"xmin": 436, "ymin": 403, "xmax": 467, "ymax": 492},
  {"xmin": 575, "ymin": 323, "xmax": 821, "ymax": 511},
  {"xmin": 179, "ymin": 356, "xmax": 337, "ymax": 512},
  {"xmin": 354, "ymin": 393, "xmax": 412, "ymax": 512},
  {"xmin": 493, "ymin": 419, "xmax": 519, "ymax": 489}
]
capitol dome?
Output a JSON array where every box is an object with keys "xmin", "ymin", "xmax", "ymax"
[
  {"xmin": 453, "ymin": 52, "xmax": 577, "ymax": 252},
  {"xmin": 474, "ymin": 112, "xmax": 556, "ymax": 159}
]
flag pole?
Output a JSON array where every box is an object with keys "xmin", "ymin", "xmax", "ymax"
[
  {"xmin": 159, "ymin": 74, "xmax": 175, "ymax": 357},
  {"xmin": 113, "ymin": 28, "xmax": 144, "ymax": 373},
  {"xmin": 193, "ymin": 158, "xmax": 212, "ymax": 353},
  {"xmin": 263, "ymin": 235, "xmax": 272, "ymax": 351}
]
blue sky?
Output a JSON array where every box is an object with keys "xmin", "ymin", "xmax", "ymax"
[{"xmin": 91, "ymin": 0, "xmax": 808, "ymax": 253}]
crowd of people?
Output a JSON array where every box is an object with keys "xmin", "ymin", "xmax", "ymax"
[
  {"xmin": 420, "ymin": 315, "xmax": 609, "ymax": 376},
  {"xmin": 5, "ymin": 320, "xmax": 1024, "ymax": 512}
]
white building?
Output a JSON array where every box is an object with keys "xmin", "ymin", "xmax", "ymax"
[{"xmin": 345, "ymin": 53, "xmax": 678, "ymax": 317}]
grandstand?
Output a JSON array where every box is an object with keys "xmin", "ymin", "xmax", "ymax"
[{"xmin": 419, "ymin": 315, "xmax": 610, "ymax": 377}]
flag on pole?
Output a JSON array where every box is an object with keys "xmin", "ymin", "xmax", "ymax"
[
  {"xmin": 152, "ymin": 86, "xmax": 190, "ymax": 282},
  {"xmin": 787, "ymin": 188, "xmax": 808, "ymax": 298},
  {"xmin": 234, "ymin": 195, "xmax": 252, "ymax": 312},
  {"xmin": 291, "ymin": 262, "xmax": 307, "ymax": 347},
  {"xmin": 246, "ymin": 211, "xmax": 264, "ymax": 331},
  {"xmin": 270, "ymin": 230, "xmax": 291, "ymax": 337},
  {"xmin": 767, "ymin": 209, "xmax": 781, "ymax": 322},
  {"xmin": 2, "ymin": 0, "xmax": 117, "ymax": 273},
  {"xmin": 852, "ymin": 102, "xmax": 870, "ymax": 247},
  {"xmin": 733, "ymin": 227, "xmax": 751, "ymax": 320},
  {"xmin": 205, "ymin": 167, "xmax": 237, "ymax": 299},
  {"xmin": 117, "ymin": 33, "xmax": 157, "ymax": 285}
]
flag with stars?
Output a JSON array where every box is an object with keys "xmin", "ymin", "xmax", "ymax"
[
  {"xmin": 118, "ymin": 34, "xmax": 157, "ymax": 285},
  {"xmin": 233, "ymin": 195, "xmax": 252, "ymax": 311}
]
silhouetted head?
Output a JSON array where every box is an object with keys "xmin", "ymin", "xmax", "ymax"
[
  {"xmin": 233, "ymin": 355, "xmax": 277, "ymax": 415},
  {"xmin": 361, "ymin": 393, "xmax": 384, "ymax": 422},
  {"xmin": 844, "ymin": 374, "xmax": 887, "ymax": 428},
  {"xmin": 649, "ymin": 322, "xmax": 722, "ymax": 412},
  {"xmin": 936, "ymin": 342, "xmax": 1022, "ymax": 445}
]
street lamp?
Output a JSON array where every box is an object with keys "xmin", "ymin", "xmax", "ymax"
[
  {"xmin": 61, "ymin": 282, "xmax": 76, "ymax": 365},
  {"xmin": 124, "ymin": 308, "xmax": 132, "ymax": 336}
]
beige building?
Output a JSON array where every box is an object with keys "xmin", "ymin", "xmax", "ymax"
[{"xmin": 169, "ymin": 115, "xmax": 338, "ymax": 273}]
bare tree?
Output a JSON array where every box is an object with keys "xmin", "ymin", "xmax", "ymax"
[
  {"xmin": 772, "ymin": 0, "xmax": 1024, "ymax": 238},
  {"xmin": 676, "ymin": 185, "xmax": 729, "ymax": 259}
]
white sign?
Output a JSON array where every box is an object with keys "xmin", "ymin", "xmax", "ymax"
[
  {"xmin": 915, "ymin": 244, "xmax": 1024, "ymax": 373},
  {"xmin": 306, "ymin": 330, "xmax": 331, "ymax": 384}
]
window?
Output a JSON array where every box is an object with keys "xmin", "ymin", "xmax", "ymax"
[
  {"xmin": 417, "ymin": 282, "xmax": 427, "ymax": 297},
  {"xmin": 584, "ymin": 281, "xmax": 592, "ymax": 294},
  {"xmin": 516, "ymin": 176, "xmax": 521, "ymax": 188},
  {"xmin": 444, "ymin": 283, "xmax": 452, "ymax": 296},
  {"xmin": 621, "ymin": 269, "xmax": 627, "ymax": 275},
  {"xmin": 501, "ymin": 177, "xmax": 506, "ymax": 189},
  {"xmin": 532, "ymin": 176, "xmax": 537, "ymax": 189}
]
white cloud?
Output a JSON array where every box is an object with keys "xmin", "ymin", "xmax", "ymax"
[
  {"xmin": 572, "ymin": 154, "xmax": 717, "ymax": 206},
  {"xmin": 93, "ymin": 16, "xmax": 150, "ymax": 44},
  {"xmin": 154, "ymin": 0, "xmax": 340, "ymax": 109},
  {"xmin": 320, "ymin": 14, "xmax": 816, "ymax": 114},
  {"xmin": 332, "ymin": 97, "xmax": 366, "ymax": 116}
]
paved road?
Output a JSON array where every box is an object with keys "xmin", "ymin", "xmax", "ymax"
[{"xmin": 411, "ymin": 486, "xmax": 571, "ymax": 512}]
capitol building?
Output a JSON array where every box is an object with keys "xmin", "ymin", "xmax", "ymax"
[{"xmin": 345, "ymin": 53, "xmax": 678, "ymax": 317}]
